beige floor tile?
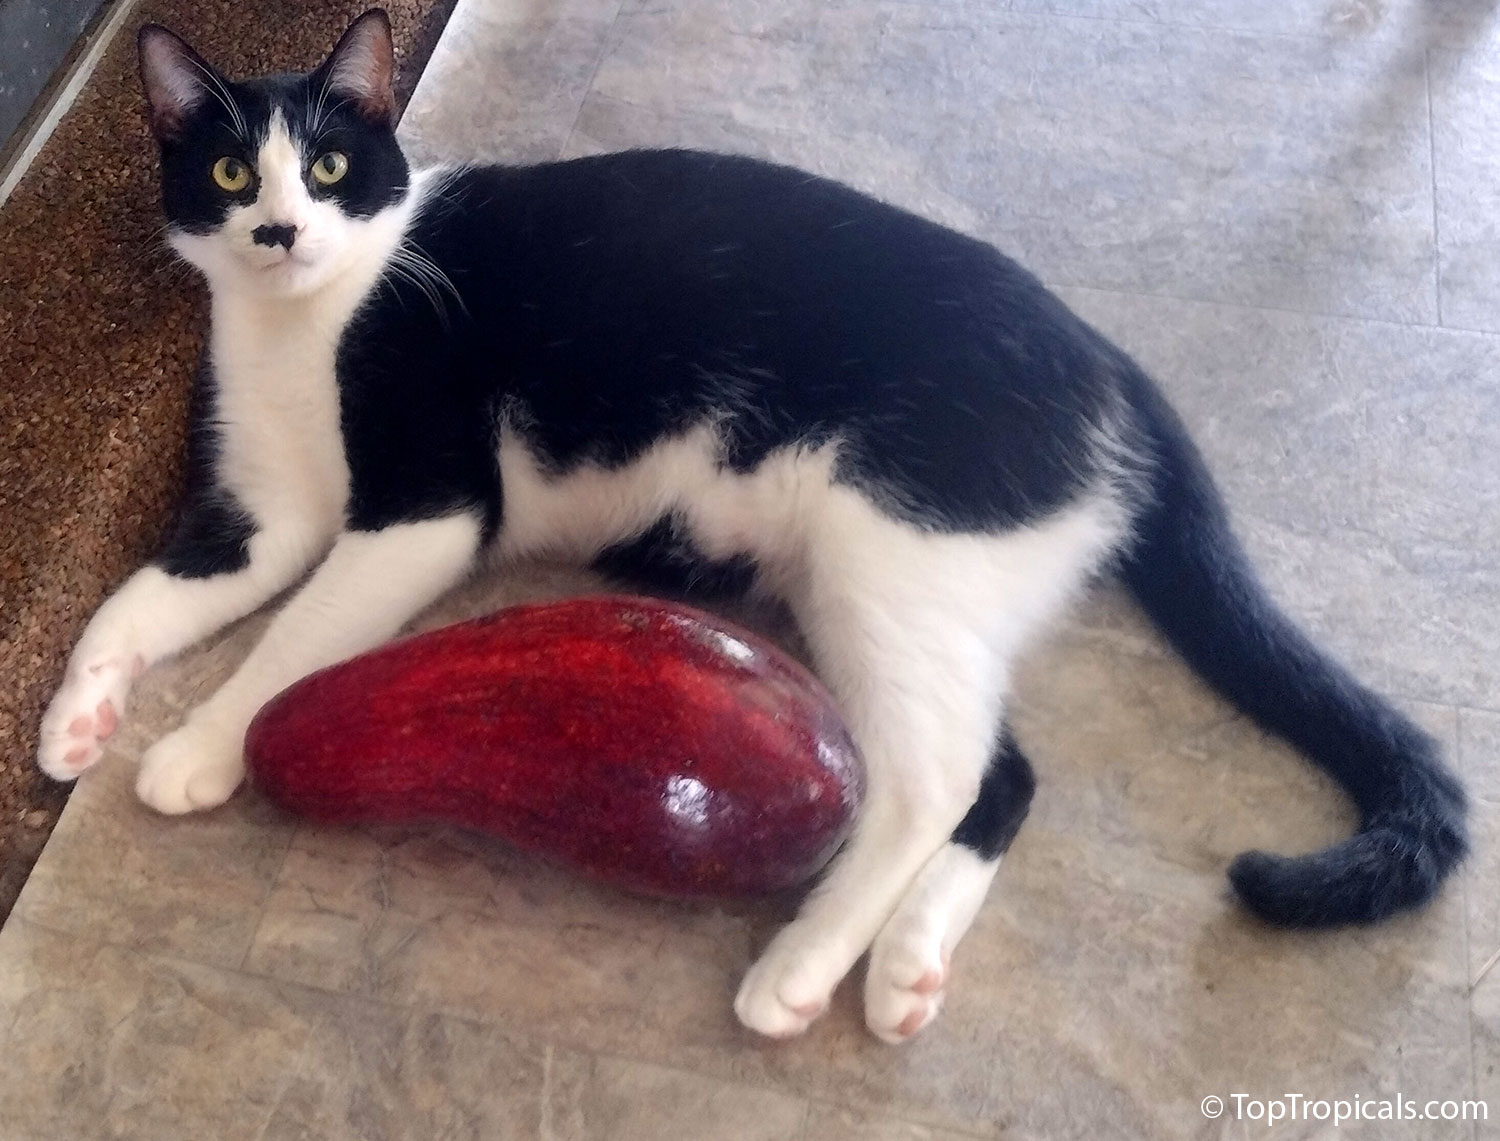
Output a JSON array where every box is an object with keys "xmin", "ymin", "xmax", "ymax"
[
  {"xmin": 11, "ymin": 617, "xmax": 295, "ymax": 968},
  {"xmin": 566, "ymin": 1055, "xmax": 809, "ymax": 1141},
  {"xmin": 0, "ymin": 917, "xmax": 604, "ymax": 1141},
  {"xmin": 0, "ymin": 919, "xmax": 318, "ymax": 1141},
  {"xmin": 798, "ymin": 1103, "xmax": 985, "ymax": 1141},
  {"xmin": 1470, "ymin": 983, "xmax": 1494, "ymax": 1133},
  {"xmin": 1432, "ymin": 42, "xmax": 1500, "ymax": 333},
  {"xmin": 398, "ymin": 0, "xmax": 626, "ymax": 166},
  {"xmin": 1461, "ymin": 708, "xmax": 1499, "ymax": 991},
  {"xmin": 260, "ymin": 1009, "xmax": 588, "ymax": 1141}
]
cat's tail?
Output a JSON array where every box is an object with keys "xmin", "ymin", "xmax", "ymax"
[{"xmin": 1114, "ymin": 368, "xmax": 1467, "ymax": 927}]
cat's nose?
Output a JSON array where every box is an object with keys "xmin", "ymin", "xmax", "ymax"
[{"xmin": 251, "ymin": 223, "xmax": 298, "ymax": 251}]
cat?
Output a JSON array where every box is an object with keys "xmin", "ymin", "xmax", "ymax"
[{"xmin": 37, "ymin": 9, "xmax": 1466, "ymax": 1043}]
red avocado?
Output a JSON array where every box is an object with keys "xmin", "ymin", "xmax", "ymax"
[{"xmin": 245, "ymin": 595, "xmax": 865, "ymax": 898}]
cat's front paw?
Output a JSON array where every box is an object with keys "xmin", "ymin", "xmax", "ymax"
[
  {"xmin": 734, "ymin": 922, "xmax": 848, "ymax": 1039},
  {"xmin": 37, "ymin": 653, "xmax": 144, "ymax": 780},
  {"xmin": 135, "ymin": 719, "xmax": 245, "ymax": 814}
]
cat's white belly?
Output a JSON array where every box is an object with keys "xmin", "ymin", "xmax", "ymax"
[
  {"xmin": 493, "ymin": 422, "xmax": 1129, "ymax": 655},
  {"xmin": 492, "ymin": 423, "xmax": 828, "ymax": 590}
]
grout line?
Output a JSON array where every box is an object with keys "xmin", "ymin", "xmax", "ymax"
[
  {"xmin": 786, "ymin": 1097, "xmax": 810, "ymax": 1139},
  {"xmin": 539, "ymin": 1044, "xmax": 557, "ymax": 1141},
  {"xmin": 1441, "ymin": 702, "xmax": 1500, "ymax": 719},
  {"xmin": 1351, "ymin": 691, "xmax": 1498, "ymax": 721},
  {"xmin": 250, "ymin": 1009, "xmax": 322, "ymax": 1141},
  {"xmin": 559, "ymin": 0, "xmax": 630, "ymax": 158},
  {"xmin": 0, "ymin": 0, "xmax": 142, "ymax": 210},
  {"xmin": 237, "ymin": 821, "xmax": 300, "ymax": 973},
  {"xmin": 1474, "ymin": 945, "xmax": 1500, "ymax": 990},
  {"xmin": 1426, "ymin": 48, "xmax": 1446, "ymax": 327},
  {"xmin": 791, "ymin": 1097, "xmax": 814, "ymax": 1141}
]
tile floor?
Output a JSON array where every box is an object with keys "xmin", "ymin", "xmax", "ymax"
[{"xmin": 2, "ymin": 0, "xmax": 1498, "ymax": 1137}]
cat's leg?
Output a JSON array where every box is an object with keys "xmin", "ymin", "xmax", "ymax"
[
  {"xmin": 135, "ymin": 513, "xmax": 483, "ymax": 814},
  {"xmin": 38, "ymin": 515, "xmax": 330, "ymax": 780},
  {"xmin": 733, "ymin": 480, "xmax": 1118, "ymax": 1041},
  {"xmin": 864, "ymin": 727, "xmax": 1034, "ymax": 1043},
  {"xmin": 734, "ymin": 568, "xmax": 1008, "ymax": 1039}
]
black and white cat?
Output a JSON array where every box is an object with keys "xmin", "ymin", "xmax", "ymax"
[{"xmin": 38, "ymin": 10, "xmax": 1466, "ymax": 1042}]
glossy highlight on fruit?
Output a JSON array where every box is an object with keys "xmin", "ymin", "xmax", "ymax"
[{"xmin": 245, "ymin": 596, "xmax": 864, "ymax": 898}]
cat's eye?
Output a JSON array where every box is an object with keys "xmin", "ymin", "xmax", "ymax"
[
  {"xmin": 211, "ymin": 156, "xmax": 252, "ymax": 192},
  {"xmin": 311, "ymin": 151, "xmax": 349, "ymax": 186}
]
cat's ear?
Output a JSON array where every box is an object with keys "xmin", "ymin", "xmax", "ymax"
[
  {"xmin": 137, "ymin": 25, "xmax": 221, "ymax": 142},
  {"xmin": 317, "ymin": 9, "xmax": 397, "ymax": 128}
]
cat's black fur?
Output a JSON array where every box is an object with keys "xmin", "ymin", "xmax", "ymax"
[
  {"xmin": 952, "ymin": 729, "xmax": 1037, "ymax": 862},
  {"xmin": 593, "ymin": 515, "xmax": 761, "ymax": 602},
  {"xmin": 157, "ymin": 360, "xmax": 255, "ymax": 578},
  {"xmin": 1118, "ymin": 373, "xmax": 1469, "ymax": 924},
  {"xmin": 337, "ymin": 151, "xmax": 1116, "ymax": 537},
  {"xmin": 145, "ymin": 23, "xmax": 1466, "ymax": 928}
]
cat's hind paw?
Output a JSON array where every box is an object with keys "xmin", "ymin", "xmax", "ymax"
[
  {"xmin": 135, "ymin": 720, "xmax": 245, "ymax": 814},
  {"xmin": 734, "ymin": 924, "xmax": 846, "ymax": 1039},
  {"xmin": 37, "ymin": 654, "xmax": 142, "ymax": 780},
  {"xmin": 863, "ymin": 929, "xmax": 949, "ymax": 1044}
]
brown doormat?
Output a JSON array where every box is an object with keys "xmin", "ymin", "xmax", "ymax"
[{"xmin": 0, "ymin": 0, "xmax": 459, "ymax": 923}]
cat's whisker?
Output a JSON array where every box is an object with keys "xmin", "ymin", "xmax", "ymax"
[
  {"xmin": 383, "ymin": 254, "xmax": 449, "ymax": 320},
  {"xmin": 311, "ymin": 94, "xmax": 353, "ymax": 141},
  {"xmin": 384, "ymin": 240, "xmax": 466, "ymax": 328},
  {"xmin": 405, "ymin": 249, "xmax": 462, "ymax": 310},
  {"xmin": 187, "ymin": 57, "xmax": 248, "ymax": 144},
  {"xmin": 307, "ymin": 76, "xmax": 330, "ymax": 139}
]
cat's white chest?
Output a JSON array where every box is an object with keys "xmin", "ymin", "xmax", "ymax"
[{"xmin": 209, "ymin": 295, "xmax": 353, "ymax": 536}]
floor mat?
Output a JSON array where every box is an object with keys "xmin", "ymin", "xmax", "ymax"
[{"xmin": 0, "ymin": 0, "xmax": 458, "ymax": 922}]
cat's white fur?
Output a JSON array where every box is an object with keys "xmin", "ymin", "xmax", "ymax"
[
  {"xmin": 41, "ymin": 118, "xmax": 1131, "ymax": 1042},
  {"xmin": 865, "ymin": 843, "xmax": 1004, "ymax": 1041}
]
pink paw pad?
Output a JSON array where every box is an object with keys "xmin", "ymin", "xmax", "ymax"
[
  {"xmin": 68, "ymin": 715, "xmax": 92, "ymax": 736},
  {"xmin": 896, "ymin": 1006, "xmax": 930, "ymax": 1037},
  {"xmin": 95, "ymin": 700, "xmax": 118, "ymax": 737},
  {"xmin": 911, "ymin": 969, "xmax": 945, "ymax": 996},
  {"xmin": 63, "ymin": 746, "xmax": 93, "ymax": 768},
  {"xmin": 789, "ymin": 999, "xmax": 827, "ymax": 1020}
]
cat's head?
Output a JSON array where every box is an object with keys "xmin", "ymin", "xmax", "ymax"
[{"xmin": 137, "ymin": 9, "xmax": 409, "ymax": 298}]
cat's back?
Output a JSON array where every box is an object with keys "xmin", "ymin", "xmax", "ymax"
[
  {"xmin": 362, "ymin": 149, "xmax": 1134, "ymax": 533},
  {"xmin": 421, "ymin": 148, "xmax": 1021, "ymax": 301},
  {"xmin": 404, "ymin": 147, "xmax": 1111, "ymax": 399}
]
